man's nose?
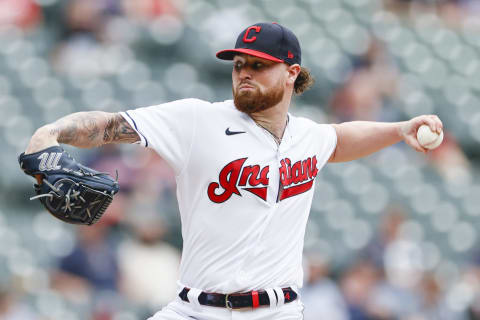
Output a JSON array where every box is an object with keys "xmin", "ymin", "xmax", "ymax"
[{"xmin": 238, "ymin": 67, "xmax": 252, "ymax": 80}]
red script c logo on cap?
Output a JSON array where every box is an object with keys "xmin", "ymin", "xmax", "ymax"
[{"xmin": 243, "ymin": 26, "xmax": 261, "ymax": 43}]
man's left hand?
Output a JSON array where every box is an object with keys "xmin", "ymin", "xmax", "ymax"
[{"xmin": 400, "ymin": 115, "xmax": 443, "ymax": 153}]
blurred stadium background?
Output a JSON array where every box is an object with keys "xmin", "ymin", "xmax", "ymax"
[{"xmin": 1, "ymin": 0, "xmax": 480, "ymax": 319}]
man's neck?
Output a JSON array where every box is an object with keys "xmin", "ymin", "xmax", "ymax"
[{"xmin": 249, "ymin": 100, "xmax": 290, "ymax": 143}]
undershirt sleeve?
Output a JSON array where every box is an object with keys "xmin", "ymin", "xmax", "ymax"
[{"xmin": 120, "ymin": 98, "xmax": 200, "ymax": 175}]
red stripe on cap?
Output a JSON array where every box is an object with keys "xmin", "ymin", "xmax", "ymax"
[
  {"xmin": 251, "ymin": 291, "xmax": 259, "ymax": 308},
  {"xmin": 216, "ymin": 48, "xmax": 283, "ymax": 63}
]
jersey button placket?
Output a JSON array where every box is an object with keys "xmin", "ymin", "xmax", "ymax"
[{"xmin": 275, "ymin": 146, "xmax": 282, "ymax": 204}]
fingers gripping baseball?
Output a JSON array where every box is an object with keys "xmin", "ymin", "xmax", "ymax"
[{"xmin": 401, "ymin": 115, "xmax": 443, "ymax": 153}]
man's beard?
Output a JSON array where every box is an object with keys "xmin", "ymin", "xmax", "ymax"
[{"xmin": 233, "ymin": 81, "xmax": 284, "ymax": 114}]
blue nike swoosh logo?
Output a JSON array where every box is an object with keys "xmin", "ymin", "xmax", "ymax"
[{"xmin": 225, "ymin": 128, "xmax": 246, "ymax": 136}]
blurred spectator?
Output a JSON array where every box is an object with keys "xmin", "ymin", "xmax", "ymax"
[
  {"xmin": 61, "ymin": 0, "xmax": 105, "ymax": 38},
  {"xmin": 384, "ymin": 0, "xmax": 479, "ymax": 24},
  {"xmin": 0, "ymin": 0, "xmax": 42, "ymax": 30},
  {"xmin": 457, "ymin": 0, "xmax": 480, "ymax": 13},
  {"xmin": 85, "ymin": 145, "xmax": 139, "ymax": 224},
  {"xmin": 86, "ymin": 145, "xmax": 137, "ymax": 192},
  {"xmin": 361, "ymin": 206, "xmax": 424, "ymax": 319},
  {"xmin": 301, "ymin": 249, "xmax": 349, "ymax": 320},
  {"xmin": 127, "ymin": 148, "xmax": 176, "ymax": 197},
  {"xmin": 86, "ymin": 147, "xmax": 177, "ymax": 223},
  {"xmin": 427, "ymin": 132, "xmax": 472, "ymax": 185},
  {"xmin": 51, "ymin": 221, "xmax": 119, "ymax": 309},
  {"xmin": 363, "ymin": 205, "xmax": 407, "ymax": 270},
  {"xmin": 0, "ymin": 284, "xmax": 37, "ymax": 320},
  {"xmin": 52, "ymin": 0, "xmax": 187, "ymax": 77},
  {"xmin": 128, "ymin": 150, "xmax": 177, "ymax": 218},
  {"xmin": 340, "ymin": 260, "xmax": 380, "ymax": 320},
  {"xmin": 329, "ymin": 69, "xmax": 383, "ymax": 121},
  {"xmin": 412, "ymin": 272, "xmax": 465, "ymax": 320},
  {"xmin": 118, "ymin": 215, "xmax": 180, "ymax": 313},
  {"xmin": 52, "ymin": 0, "xmax": 124, "ymax": 77},
  {"xmin": 329, "ymin": 39, "xmax": 398, "ymax": 122},
  {"xmin": 366, "ymin": 270, "xmax": 421, "ymax": 319},
  {"xmin": 122, "ymin": 0, "xmax": 184, "ymax": 22},
  {"xmin": 465, "ymin": 253, "xmax": 480, "ymax": 319}
]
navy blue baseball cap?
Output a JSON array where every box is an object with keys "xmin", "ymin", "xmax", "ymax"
[{"xmin": 216, "ymin": 22, "xmax": 301, "ymax": 66}]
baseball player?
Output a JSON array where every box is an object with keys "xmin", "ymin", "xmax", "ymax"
[{"xmin": 24, "ymin": 22, "xmax": 443, "ymax": 319}]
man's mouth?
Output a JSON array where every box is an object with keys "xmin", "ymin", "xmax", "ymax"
[{"xmin": 238, "ymin": 83, "xmax": 255, "ymax": 90}]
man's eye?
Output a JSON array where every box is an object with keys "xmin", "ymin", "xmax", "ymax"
[
  {"xmin": 253, "ymin": 62, "xmax": 263, "ymax": 69},
  {"xmin": 234, "ymin": 62, "xmax": 242, "ymax": 71}
]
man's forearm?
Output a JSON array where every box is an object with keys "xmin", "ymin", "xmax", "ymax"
[
  {"xmin": 25, "ymin": 111, "xmax": 139, "ymax": 154},
  {"xmin": 329, "ymin": 121, "xmax": 406, "ymax": 163}
]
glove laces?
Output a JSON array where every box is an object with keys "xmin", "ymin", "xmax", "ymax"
[{"xmin": 29, "ymin": 179, "xmax": 86, "ymax": 214}]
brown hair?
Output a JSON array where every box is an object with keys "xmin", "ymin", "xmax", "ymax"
[{"xmin": 294, "ymin": 67, "xmax": 315, "ymax": 95}]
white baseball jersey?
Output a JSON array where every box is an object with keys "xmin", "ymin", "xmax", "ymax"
[{"xmin": 120, "ymin": 98, "xmax": 337, "ymax": 294}]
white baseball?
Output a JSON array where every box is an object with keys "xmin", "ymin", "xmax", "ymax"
[{"xmin": 416, "ymin": 124, "xmax": 443, "ymax": 149}]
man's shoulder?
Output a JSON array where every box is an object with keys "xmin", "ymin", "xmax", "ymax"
[
  {"xmin": 133, "ymin": 98, "xmax": 234, "ymax": 113},
  {"xmin": 289, "ymin": 113, "xmax": 334, "ymax": 136},
  {"xmin": 153, "ymin": 98, "xmax": 211, "ymax": 109},
  {"xmin": 210, "ymin": 99, "xmax": 236, "ymax": 109},
  {"xmin": 196, "ymin": 99, "xmax": 239, "ymax": 116},
  {"xmin": 169, "ymin": 98, "xmax": 235, "ymax": 110},
  {"xmin": 289, "ymin": 113, "xmax": 321, "ymax": 129}
]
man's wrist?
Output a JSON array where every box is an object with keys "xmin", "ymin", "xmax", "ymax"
[
  {"xmin": 25, "ymin": 125, "xmax": 60, "ymax": 154},
  {"xmin": 396, "ymin": 121, "xmax": 407, "ymax": 141}
]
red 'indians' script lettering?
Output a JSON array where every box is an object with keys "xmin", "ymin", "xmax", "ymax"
[
  {"xmin": 278, "ymin": 156, "xmax": 318, "ymax": 201},
  {"xmin": 208, "ymin": 158, "xmax": 269, "ymax": 203}
]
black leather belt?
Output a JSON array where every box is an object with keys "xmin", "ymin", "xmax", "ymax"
[{"xmin": 179, "ymin": 287, "xmax": 297, "ymax": 309}]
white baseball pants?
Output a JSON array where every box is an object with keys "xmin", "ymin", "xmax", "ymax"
[{"xmin": 147, "ymin": 297, "xmax": 304, "ymax": 320}]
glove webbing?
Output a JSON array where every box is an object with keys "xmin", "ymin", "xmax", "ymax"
[{"xmin": 30, "ymin": 173, "xmax": 116, "ymax": 222}]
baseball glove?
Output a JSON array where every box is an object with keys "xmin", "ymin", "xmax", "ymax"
[{"xmin": 18, "ymin": 146, "xmax": 119, "ymax": 225}]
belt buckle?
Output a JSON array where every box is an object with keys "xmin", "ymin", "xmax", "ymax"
[{"xmin": 225, "ymin": 294, "xmax": 233, "ymax": 310}]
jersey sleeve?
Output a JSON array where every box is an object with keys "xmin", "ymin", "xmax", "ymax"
[
  {"xmin": 315, "ymin": 124, "xmax": 337, "ymax": 168},
  {"xmin": 120, "ymin": 98, "xmax": 199, "ymax": 175}
]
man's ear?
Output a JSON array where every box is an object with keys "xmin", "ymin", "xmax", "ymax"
[{"xmin": 287, "ymin": 64, "xmax": 301, "ymax": 85}]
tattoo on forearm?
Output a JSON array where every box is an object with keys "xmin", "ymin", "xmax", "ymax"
[
  {"xmin": 56, "ymin": 120, "xmax": 78, "ymax": 144},
  {"xmin": 103, "ymin": 114, "xmax": 139, "ymax": 144},
  {"xmin": 54, "ymin": 115, "xmax": 99, "ymax": 143},
  {"xmin": 51, "ymin": 112, "xmax": 138, "ymax": 147},
  {"xmin": 85, "ymin": 116, "xmax": 100, "ymax": 141}
]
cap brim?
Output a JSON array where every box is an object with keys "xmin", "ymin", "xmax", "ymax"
[{"xmin": 216, "ymin": 48, "xmax": 284, "ymax": 63}]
